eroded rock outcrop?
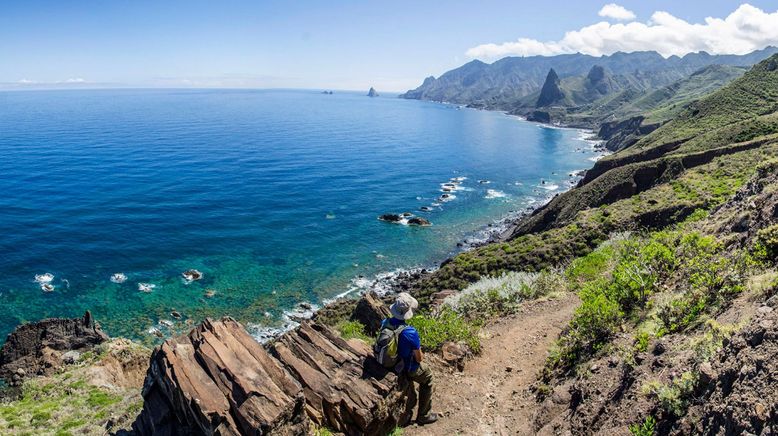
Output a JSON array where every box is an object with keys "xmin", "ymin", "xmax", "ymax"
[
  {"xmin": 134, "ymin": 317, "xmax": 416, "ymax": 435},
  {"xmin": 351, "ymin": 291, "xmax": 391, "ymax": 335},
  {"xmin": 0, "ymin": 311, "xmax": 108, "ymax": 385}
]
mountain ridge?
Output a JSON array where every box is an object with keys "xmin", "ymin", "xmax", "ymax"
[{"xmin": 400, "ymin": 47, "xmax": 778, "ymax": 109}]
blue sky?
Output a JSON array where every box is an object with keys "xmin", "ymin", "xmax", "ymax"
[{"xmin": 1, "ymin": 1, "xmax": 777, "ymax": 91}]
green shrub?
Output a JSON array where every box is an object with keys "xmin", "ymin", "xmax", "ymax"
[
  {"xmin": 408, "ymin": 309, "xmax": 481, "ymax": 353},
  {"xmin": 656, "ymin": 290, "xmax": 707, "ymax": 334},
  {"xmin": 629, "ymin": 416, "xmax": 656, "ymax": 436},
  {"xmin": 548, "ymin": 279, "xmax": 622, "ymax": 370},
  {"xmin": 634, "ymin": 331, "xmax": 651, "ymax": 353},
  {"xmin": 755, "ymin": 224, "xmax": 778, "ymax": 262},
  {"xmin": 335, "ymin": 320, "xmax": 372, "ymax": 342},
  {"xmin": 642, "ymin": 371, "xmax": 698, "ymax": 417},
  {"xmin": 566, "ymin": 245, "xmax": 616, "ymax": 288},
  {"xmin": 691, "ymin": 320, "xmax": 739, "ymax": 363},
  {"xmin": 446, "ymin": 270, "xmax": 566, "ymax": 320}
]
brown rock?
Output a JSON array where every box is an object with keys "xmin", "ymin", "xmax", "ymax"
[
  {"xmin": 441, "ymin": 341, "xmax": 468, "ymax": 371},
  {"xmin": 134, "ymin": 318, "xmax": 416, "ymax": 436},
  {"xmin": 133, "ymin": 318, "xmax": 308, "ymax": 435},
  {"xmin": 351, "ymin": 291, "xmax": 391, "ymax": 335},
  {"xmin": 430, "ymin": 290, "xmax": 458, "ymax": 310},
  {"xmin": 0, "ymin": 311, "xmax": 108, "ymax": 385}
]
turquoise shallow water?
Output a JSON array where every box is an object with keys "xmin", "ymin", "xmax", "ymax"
[{"xmin": 0, "ymin": 89, "xmax": 601, "ymax": 343}]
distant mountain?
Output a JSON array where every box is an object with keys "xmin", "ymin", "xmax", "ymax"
[
  {"xmin": 400, "ymin": 47, "xmax": 778, "ymax": 110},
  {"xmin": 525, "ymin": 63, "xmax": 747, "ymax": 129}
]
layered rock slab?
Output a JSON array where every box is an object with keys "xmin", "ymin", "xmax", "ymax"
[
  {"xmin": 134, "ymin": 317, "xmax": 415, "ymax": 435},
  {"xmin": 133, "ymin": 318, "xmax": 308, "ymax": 435}
]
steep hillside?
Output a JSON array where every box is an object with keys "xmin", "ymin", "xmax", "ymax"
[
  {"xmin": 401, "ymin": 54, "xmax": 778, "ymax": 434},
  {"xmin": 412, "ymin": 53, "xmax": 778, "ymax": 300}
]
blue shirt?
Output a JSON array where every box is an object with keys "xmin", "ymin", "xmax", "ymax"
[{"xmin": 382, "ymin": 317, "xmax": 421, "ymax": 373}]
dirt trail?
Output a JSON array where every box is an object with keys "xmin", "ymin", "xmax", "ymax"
[{"xmin": 405, "ymin": 294, "xmax": 579, "ymax": 436}]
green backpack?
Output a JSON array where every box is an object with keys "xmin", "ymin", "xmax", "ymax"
[{"xmin": 374, "ymin": 322, "xmax": 407, "ymax": 370}]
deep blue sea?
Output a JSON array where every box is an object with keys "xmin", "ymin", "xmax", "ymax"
[{"xmin": 0, "ymin": 89, "xmax": 601, "ymax": 343}]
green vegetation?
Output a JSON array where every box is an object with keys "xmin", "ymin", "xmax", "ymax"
[
  {"xmin": 312, "ymin": 425, "xmax": 335, "ymax": 436},
  {"xmin": 545, "ymin": 224, "xmax": 751, "ymax": 374},
  {"xmin": 335, "ymin": 320, "xmax": 373, "ymax": 342},
  {"xmin": 0, "ymin": 339, "xmax": 148, "ymax": 435},
  {"xmin": 690, "ymin": 320, "xmax": 740, "ymax": 363},
  {"xmin": 627, "ymin": 55, "xmax": 778, "ymax": 156},
  {"xmin": 755, "ymin": 224, "xmax": 778, "ymax": 263},
  {"xmin": 0, "ymin": 375, "xmax": 127, "ymax": 435},
  {"xmin": 444, "ymin": 270, "xmax": 566, "ymax": 320},
  {"xmin": 642, "ymin": 371, "xmax": 699, "ymax": 417},
  {"xmin": 408, "ymin": 309, "xmax": 481, "ymax": 353},
  {"xmin": 629, "ymin": 416, "xmax": 657, "ymax": 436}
]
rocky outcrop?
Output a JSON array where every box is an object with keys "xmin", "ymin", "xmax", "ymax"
[
  {"xmin": 134, "ymin": 317, "xmax": 308, "ymax": 435},
  {"xmin": 134, "ymin": 317, "xmax": 416, "ymax": 435},
  {"xmin": 527, "ymin": 110, "xmax": 552, "ymax": 124},
  {"xmin": 536, "ymin": 69, "xmax": 565, "ymax": 108},
  {"xmin": 681, "ymin": 303, "xmax": 778, "ymax": 435},
  {"xmin": 597, "ymin": 116, "xmax": 661, "ymax": 151},
  {"xmin": 351, "ymin": 291, "xmax": 391, "ymax": 335},
  {"xmin": 367, "ymin": 87, "xmax": 379, "ymax": 97},
  {"xmin": 0, "ymin": 311, "xmax": 108, "ymax": 385}
]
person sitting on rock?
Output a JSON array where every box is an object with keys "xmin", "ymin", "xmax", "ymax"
[{"xmin": 380, "ymin": 292, "xmax": 439, "ymax": 425}]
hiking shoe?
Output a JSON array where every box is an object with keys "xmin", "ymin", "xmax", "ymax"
[{"xmin": 417, "ymin": 412, "xmax": 439, "ymax": 425}]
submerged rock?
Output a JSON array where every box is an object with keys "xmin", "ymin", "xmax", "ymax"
[
  {"xmin": 182, "ymin": 269, "xmax": 203, "ymax": 282},
  {"xmin": 378, "ymin": 214, "xmax": 403, "ymax": 222},
  {"xmin": 408, "ymin": 217, "xmax": 432, "ymax": 226}
]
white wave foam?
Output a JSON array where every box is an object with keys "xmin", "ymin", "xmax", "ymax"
[
  {"xmin": 34, "ymin": 273, "xmax": 54, "ymax": 284},
  {"xmin": 138, "ymin": 283, "xmax": 156, "ymax": 292},
  {"xmin": 438, "ymin": 194, "xmax": 456, "ymax": 202},
  {"xmin": 485, "ymin": 189, "xmax": 507, "ymax": 199},
  {"xmin": 41, "ymin": 283, "xmax": 55, "ymax": 292},
  {"xmin": 540, "ymin": 184, "xmax": 560, "ymax": 191},
  {"xmin": 249, "ymin": 302, "xmax": 319, "ymax": 344},
  {"xmin": 110, "ymin": 273, "xmax": 128, "ymax": 284}
]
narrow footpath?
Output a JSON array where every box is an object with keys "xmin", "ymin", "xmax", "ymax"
[{"xmin": 405, "ymin": 294, "xmax": 579, "ymax": 436}]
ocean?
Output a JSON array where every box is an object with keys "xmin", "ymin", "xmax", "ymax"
[{"xmin": 0, "ymin": 89, "xmax": 602, "ymax": 343}]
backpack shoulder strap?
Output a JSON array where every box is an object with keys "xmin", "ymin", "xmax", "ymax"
[{"xmin": 393, "ymin": 324, "xmax": 408, "ymax": 336}]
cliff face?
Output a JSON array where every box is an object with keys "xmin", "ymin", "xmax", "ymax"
[{"xmin": 133, "ymin": 316, "xmax": 416, "ymax": 435}]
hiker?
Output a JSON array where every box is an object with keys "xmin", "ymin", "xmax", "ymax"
[{"xmin": 375, "ymin": 292, "xmax": 439, "ymax": 425}]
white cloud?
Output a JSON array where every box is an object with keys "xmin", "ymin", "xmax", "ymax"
[
  {"xmin": 62, "ymin": 78, "xmax": 86, "ymax": 84},
  {"xmin": 598, "ymin": 3, "xmax": 636, "ymax": 21},
  {"xmin": 466, "ymin": 3, "xmax": 778, "ymax": 60}
]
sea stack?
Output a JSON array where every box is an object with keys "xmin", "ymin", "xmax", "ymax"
[{"xmin": 367, "ymin": 87, "xmax": 379, "ymax": 97}]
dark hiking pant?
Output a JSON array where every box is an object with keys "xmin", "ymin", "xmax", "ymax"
[{"xmin": 408, "ymin": 363, "xmax": 434, "ymax": 419}]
